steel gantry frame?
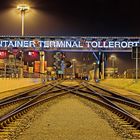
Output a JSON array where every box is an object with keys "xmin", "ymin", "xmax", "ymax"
[
  {"xmin": 0, "ymin": 36, "xmax": 140, "ymax": 52},
  {"xmin": 0, "ymin": 36, "xmax": 139, "ymax": 80}
]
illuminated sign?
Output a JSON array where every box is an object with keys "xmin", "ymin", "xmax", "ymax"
[{"xmin": 0, "ymin": 39, "xmax": 139, "ymax": 49}]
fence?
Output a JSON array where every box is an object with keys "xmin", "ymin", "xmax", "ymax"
[{"xmin": 126, "ymin": 69, "xmax": 140, "ymax": 79}]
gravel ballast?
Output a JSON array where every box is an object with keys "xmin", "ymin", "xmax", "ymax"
[{"xmin": 16, "ymin": 94, "xmax": 123, "ymax": 140}]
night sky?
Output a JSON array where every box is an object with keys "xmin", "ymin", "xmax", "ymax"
[
  {"xmin": 0, "ymin": 0, "xmax": 140, "ymax": 74},
  {"xmin": 0, "ymin": 0, "xmax": 140, "ymax": 36}
]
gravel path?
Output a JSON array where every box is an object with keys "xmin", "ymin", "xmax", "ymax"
[{"xmin": 17, "ymin": 96, "xmax": 122, "ymax": 140}]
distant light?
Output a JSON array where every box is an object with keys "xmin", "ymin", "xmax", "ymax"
[
  {"xmin": 0, "ymin": 52, "xmax": 5, "ymax": 56},
  {"xmin": 110, "ymin": 54, "xmax": 116, "ymax": 59},
  {"xmin": 28, "ymin": 51, "xmax": 38, "ymax": 57},
  {"xmin": 17, "ymin": 4, "xmax": 30, "ymax": 11},
  {"xmin": 72, "ymin": 58, "xmax": 77, "ymax": 62},
  {"xmin": 28, "ymin": 51, "xmax": 34, "ymax": 56},
  {"xmin": 0, "ymin": 50, "xmax": 7, "ymax": 58}
]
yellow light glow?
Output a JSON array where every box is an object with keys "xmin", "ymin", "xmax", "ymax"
[
  {"xmin": 110, "ymin": 54, "xmax": 116, "ymax": 59},
  {"xmin": 17, "ymin": 4, "xmax": 30, "ymax": 11},
  {"xmin": 72, "ymin": 59, "xmax": 77, "ymax": 62}
]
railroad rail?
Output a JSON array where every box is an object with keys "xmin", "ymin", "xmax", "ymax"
[
  {"xmin": 59, "ymin": 81, "xmax": 140, "ymax": 129},
  {"xmin": 0, "ymin": 81, "xmax": 83, "ymax": 130},
  {"xmin": 0, "ymin": 80, "xmax": 140, "ymax": 139},
  {"xmin": 0, "ymin": 81, "xmax": 61, "ymax": 118}
]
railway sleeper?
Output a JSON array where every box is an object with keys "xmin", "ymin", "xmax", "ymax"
[
  {"xmin": 123, "ymin": 117, "xmax": 129, "ymax": 121},
  {"xmin": 123, "ymin": 116, "xmax": 129, "ymax": 121},
  {"xmin": 13, "ymin": 114, "xmax": 18, "ymax": 120},
  {"xmin": 135, "ymin": 124, "xmax": 140, "ymax": 130},
  {"xmin": 119, "ymin": 114, "xmax": 125, "ymax": 118},
  {"xmin": 1, "ymin": 116, "xmax": 17, "ymax": 127},
  {"xmin": 117, "ymin": 113, "xmax": 121, "ymax": 117},
  {"xmin": 19, "ymin": 111, "xmax": 26, "ymax": 116},
  {"xmin": 111, "ymin": 110, "xmax": 116, "ymax": 114},
  {"xmin": 128, "ymin": 120, "xmax": 134, "ymax": 125},
  {"xmin": 97, "ymin": 100, "xmax": 140, "ymax": 129},
  {"xmin": 131, "ymin": 122, "xmax": 140, "ymax": 130},
  {"xmin": 1, "ymin": 117, "xmax": 26, "ymax": 130},
  {"xmin": 0, "ymin": 121, "xmax": 8, "ymax": 129},
  {"xmin": 5, "ymin": 119, "xmax": 12, "ymax": 125},
  {"xmin": 120, "ymin": 115, "xmax": 126, "ymax": 120},
  {"xmin": 14, "ymin": 114, "xmax": 20, "ymax": 120},
  {"xmin": 7, "ymin": 117, "xmax": 13, "ymax": 123},
  {"xmin": 0, "ymin": 124, "xmax": 4, "ymax": 129},
  {"xmin": 24, "ymin": 108, "xmax": 30, "ymax": 112},
  {"xmin": 0, "ymin": 104, "xmax": 10, "ymax": 109}
]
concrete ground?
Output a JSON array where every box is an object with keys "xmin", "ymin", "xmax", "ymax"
[
  {"xmin": 90, "ymin": 79, "xmax": 140, "ymax": 102},
  {"xmin": 98, "ymin": 79, "xmax": 140, "ymax": 95},
  {"xmin": 17, "ymin": 96, "xmax": 122, "ymax": 140},
  {"xmin": 0, "ymin": 78, "xmax": 41, "ymax": 100}
]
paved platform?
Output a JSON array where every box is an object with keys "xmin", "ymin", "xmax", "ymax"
[{"xmin": 0, "ymin": 78, "xmax": 41, "ymax": 100}]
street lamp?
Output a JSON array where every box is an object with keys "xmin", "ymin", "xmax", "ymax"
[
  {"xmin": 110, "ymin": 55, "xmax": 116, "ymax": 77},
  {"xmin": 17, "ymin": 4, "xmax": 29, "ymax": 77},
  {"xmin": 93, "ymin": 62, "xmax": 96, "ymax": 70},
  {"xmin": 72, "ymin": 59, "xmax": 77, "ymax": 79},
  {"xmin": 17, "ymin": 4, "xmax": 30, "ymax": 36}
]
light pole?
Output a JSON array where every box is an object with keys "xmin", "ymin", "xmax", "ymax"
[
  {"xmin": 17, "ymin": 4, "xmax": 29, "ymax": 77},
  {"xmin": 72, "ymin": 59, "xmax": 77, "ymax": 79},
  {"xmin": 110, "ymin": 55, "xmax": 116, "ymax": 77},
  {"xmin": 17, "ymin": 4, "xmax": 30, "ymax": 36}
]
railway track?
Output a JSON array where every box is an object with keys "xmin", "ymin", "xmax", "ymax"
[
  {"xmin": 0, "ymin": 80, "xmax": 140, "ymax": 139},
  {"xmin": 68, "ymin": 81, "xmax": 140, "ymax": 139},
  {"xmin": 0, "ymin": 81, "xmax": 83, "ymax": 139},
  {"xmin": 60, "ymin": 82, "xmax": 140, "ymax": 121},
  {"xmin": 0, "ymin": 81, "xmax": 60, "ymax": 118},
  {"xmin": 83, "ymin": 82, "xmax": 140, "ymax": 115}
]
